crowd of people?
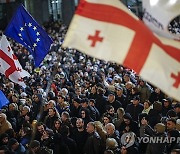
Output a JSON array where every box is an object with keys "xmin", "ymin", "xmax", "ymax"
[{"xmin": 0, "ymin": 21, "xmax": 180, "ymax": 154}]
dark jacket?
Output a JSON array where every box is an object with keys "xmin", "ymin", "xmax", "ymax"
[
  {"xmin": 84, "ymin": 132, "xmax": 101, "ymax": 154},
  {"xmin": 126, "ymin": 103, "xmax": 144, "ymax": 122}
]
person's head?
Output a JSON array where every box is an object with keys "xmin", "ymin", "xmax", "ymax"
[
  {"xmin": 104, "ymin": 149, "xmax": 114, "ymax": 154},
  {"xmin": 117, "ymin": 108, "xmax": 125, "ymax": 119},
  {"xmin": 123, "ymin": 74, "xmax": 130, "ymax": 82},
  {"xmin": 54, "ymin": 119, "xmax": 62, "ymax": 129},
  {"xmin": 73, "ymin": 98, "xmax": 81, "ymax": 108},
  {"xmin": 108, "ymin": 93, "xmax": 115, "ymax": 103},
  {"xmin": 80, "ymin": 108, "xmax": 90, "ymax": 119},
  {"xmin": 21, "ymin": 105, "xmax": 30, "ymax": 116},
  {"xmin": 37, "ymin": 122, "xmax": 46, "ymax": 134},
  {"xmin": 163, "ymin": 98, "xmax": 171, "ymax": 108},
  {"xmin": 8, "ymin": 138, "xmax": 19, "ymax": 151},
  {"xmin": 115, "ymin": 86, "xmax": 123, "ymax": 96},
  {"xmin": 48, "ymin": 107, "xmax": 57, "ymax": 117},
  {"xmin": 105, "ymin": 123, "xmax": 115, "ymax": 136},
  {"xmin": 89, "ymin": 99, "xmax": 96, "ymax": 107},
  {"xmin": 132, "ymin": 96, "xmax": 140, "ymax": 106},
  {"xmin": 154, "ymin": 123, "xmax": 166, "ymax": 134},
  {"xmin": 81, "ymin": 110, "xmax": 86, "ymax": 119},
  {"xmin": 42, "ymin": 128, "xmax": 54, "ymax": 138},
  {"xmin": 86, "ymin": 122, "xmax": 95, "ymax": 134},
  {"xmin": 0, "ymin": 113, "xmax": 7, "ymax": 123},
  {"xmin": 166, "ymin": 118, "xmax": 176, "ymax": 131},
  {"xmin": 57, "ymin": 94, "xmax": 65, "ymax": 103},
  {"xmin": 20, "ymin": 127, "xmax": 32, "ymax": 137},
  {"xmin": 91, "ymin": 85, "xmax": 97, "ymax": 94},
  {"xmin": 29, "ymin": 140, "xmax": 40, "ymax": 153},
  {"xmin": 81, "ymin": 98, "xmax": 89, "ymax": 108},
  {"xmin": 76, "ymin": 118, "xmax": 84, "ymax": 129},
  {"xmin": 34, "ymin": 94, "xmax": 42, "ymax": 102},
  {"xmin": 107, "ymin": 106, "xmax": 115, "ymax": 116},
  {"xmin": 47, "ymin": 100, "xmax": 56, "ymax": 109},
  {"xmin": 103, "ymin": 114, "xmax": 112, "ymax": 126},
  {"xmin": 106, "ymin": 138, "xmax": 118, "ymax": 150},
  {"xmin": 61, "ymin": 111, "xmax": 70, "ymax": 122},
  {"xmin": 75, "ymin": 87, "xmax": 81, "ymax": 96},
  {"xmin": 60, "ymin": 125, "xmax": 70, "ymax": 136},
  {"xmin": 131, "ymin": 87, "xmax": 139, "ymax": 95},
  {"xmin": 125, "ymin": 81, "xmax": 133, "ymax": 90},
  {"xmin": 139, "ymin": 79, "xmax": 145, "ymax": 86},
  {"xmin": 123, "ymin": 113, "xmax": 132, "ymax": 125},
  {"xmin": 174, "ymin": 103, "xmax": 180, "ymax": 113},
  {"xmin": 143, "ymin": 100, "xmax": 151, "ymax": 109},
  {"xmin": 0, "ymin": 133, "xmax": 9, "ymax": 145},
  {"xmin": 8, "ymin": 103, "xmax": 18, "ymax": 111}
]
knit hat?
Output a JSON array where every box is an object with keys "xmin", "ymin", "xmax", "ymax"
[{"xmin": 154, "ymin": 123, "xmax": 165, "ymax": 134}]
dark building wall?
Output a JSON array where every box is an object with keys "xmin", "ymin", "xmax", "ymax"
[
  {"xmin": 61, "ymin": 0, "xmax": 75, "ymax": 26},
  {"xmin": 30, "ymin": 0, "xmax": 49, "ymax": 24}
]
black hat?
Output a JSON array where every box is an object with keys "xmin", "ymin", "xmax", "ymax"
[
  {"xmin": 132, "ymin": 95, "xmax": 140, "ymax": 101},
  {"xmin": 163, "ymin": 97, "xmax": 172, "ymax": 103},
  {"xmin": 174, "ymin": 103, "xmax": 180, "ymax": 108},
  {"xmin": 123, "ymin": 113, "xmax": 132, "ymax": 120}
]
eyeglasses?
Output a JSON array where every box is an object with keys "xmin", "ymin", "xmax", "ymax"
[{"xmin": 81, "ymin": 112, "xmax": 85, "ymax": 114}]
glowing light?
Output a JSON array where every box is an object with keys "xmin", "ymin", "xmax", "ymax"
[
  {"xmin": 150, "ymin": 0, "xmax": 159, "ymax": 6},
  {"xmin": 169, "ymin": 0, "xmax": 177, "ymax": 5}
]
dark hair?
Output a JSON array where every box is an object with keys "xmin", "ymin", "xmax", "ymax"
[
  {"xmin": 60, "ymin": 125, "xmax": 69, "ymax": 136},
  {"xmin": 167, "ymin": 118, "xmax": 176, "ymax": 124},
  {"xmin": 89, "ymin": 99, "xmax": 96, "ymax": 104}
]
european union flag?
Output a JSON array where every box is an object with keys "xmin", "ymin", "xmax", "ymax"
[
  {"xmin": 0, "ymin": 90, "xmax": 9, "ymax": 109},
  {"xmin": 4, "ymin": 4, "xmax": 53, "ymax": 67}
]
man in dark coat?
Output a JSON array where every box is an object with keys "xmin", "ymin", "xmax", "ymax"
[
  {"xmin": 84, "ymin": 122, "xmax": 101, "ymax": 154},
  {"xmin": 126, "ymin": 95, "xmax": 143, "ymax": 122}
]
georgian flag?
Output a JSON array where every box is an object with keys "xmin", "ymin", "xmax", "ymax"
[
  {"xmin": 63, "ymin": 0, "xmax": 180, "ymax": 101},
  {"xmin": 0, "ymin": 35, "xmax": 30, "ymax": 87}
]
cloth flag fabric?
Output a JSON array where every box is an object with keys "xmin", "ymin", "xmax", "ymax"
[
  {"xmin": 0, "ymin": 90, "xmax": 9, "ymax": 108},
  {"xmin": 63, "ymin": 0, "xmax": 180, "ymax": 101},
  {"xmin": 4, "ymin": 4, "xmax": 53, "ymax": 67},
  {"xmin": 0, "ymin": 35, "xmax": 30, "ymax": 87},
  {"xmin": 142, "ymin": 0, "xmax": 180, "ymax": 40}
]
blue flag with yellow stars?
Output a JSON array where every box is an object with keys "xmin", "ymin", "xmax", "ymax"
[{"xmin": 4, "ymin": 4, "xmax": 53, "ymax": 67}]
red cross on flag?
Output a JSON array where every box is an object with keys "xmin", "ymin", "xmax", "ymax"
[
  {"xmin": 63, "ymin": 0, "xmax": 180, "ymax": 101},
  {"xmin": 0, "ymin": 35, "xmax": 30, "ymax": 87}
]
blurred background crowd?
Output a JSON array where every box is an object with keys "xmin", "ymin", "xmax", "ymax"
[{"xmin": 0, "ymin": 21, "xmax": 179, "ymax": 154}]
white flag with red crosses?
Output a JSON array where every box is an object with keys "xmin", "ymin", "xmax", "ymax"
[
  {"xmin": 63, "ymin": 0, "xmax": 180, "ymax": 101},
  {"xmin": 0, "ymin": 35, "xmax": 30, "ymax": 87}
]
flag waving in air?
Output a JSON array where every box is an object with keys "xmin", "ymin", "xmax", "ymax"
[
  {"xmin": 4, "ymin": 4, "xmax": 53, "ymax": 67},
  {"xmin": 63, "ymin": 0, "xmax": 180, "ymax": 101},
  {"xmin": 0, "ymin": 35, "xmax": 30, "ymax": 87}
]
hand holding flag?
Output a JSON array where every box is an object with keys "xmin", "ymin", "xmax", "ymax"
[{"xmin": 4, "ymin": 4, "xmax": 53, "ymax": 67}]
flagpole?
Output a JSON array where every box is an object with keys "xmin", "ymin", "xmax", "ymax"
[{"xmin": 29, "ymin": 59, "xmax": 59, "ymax": 148}]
